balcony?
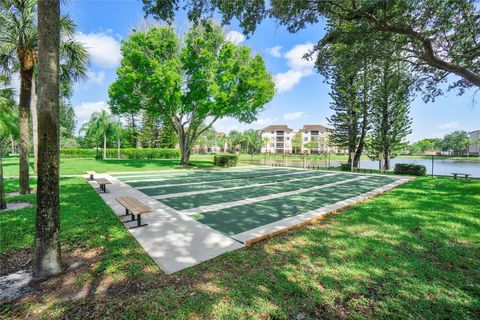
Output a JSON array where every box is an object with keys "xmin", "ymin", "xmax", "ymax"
[
  {"xmin": 276, "ymin": 131, "xmax": 285, "ymax": 135},
  {"xmin": 276, "ymin": 136, "xmax": 285, "ymax": 142}
]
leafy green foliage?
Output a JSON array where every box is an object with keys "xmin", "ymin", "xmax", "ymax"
[
  {"xmin": 213, "ymin": 154, "xmax": 238, "ymax": 167},
  {"xmin": 440, "ymin": 131, "xmax": 470, "ymax": 155},
  {"xmin": 394, "ymin": 163, "xmax": 427, "ymax": 176},
  {"xmin": 109, "ymin": 21, "xmax": 274, "ymax": 165},
  {"xmin": 141, "ymin": 0, "xmax": 480, "ymax": 97},
  {"xmin": 60, "ymin": 148, "xmax": 180, "ymax": 159}
]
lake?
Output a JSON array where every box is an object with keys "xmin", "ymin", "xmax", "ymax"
[{"xmin": 248, "ymin": 157, "xmax": 480, "ymax": 178}]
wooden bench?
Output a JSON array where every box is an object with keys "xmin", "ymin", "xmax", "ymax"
[
  {"xmin": 95, "ymin": 178, "xmax": 112, "ymax": 192},
  {"xmin": 451, "ymin": 173, "xmax": 470, "ymax": 180},
  {"xmin": 116, "ymin": 196, "xmax": 153, "ymax": 228},
  {"xmin": 86, "ymin": 171, "xmax": 96, "ymax": 180}
]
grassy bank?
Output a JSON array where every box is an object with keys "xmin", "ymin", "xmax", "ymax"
[
  {"xmin": 1, "ymin": 175, "xmax": 479, "ymax": 319},
  {"xmin": 1, "ymin": 156, "xmax": 215, "ymax": 176}
]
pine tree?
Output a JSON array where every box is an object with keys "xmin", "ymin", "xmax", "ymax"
[
  {"xmin": 367, "ymin": 58, "xmax": 412, "ymax": 170},
  {"xmin": 327, "ymin": 64, "xmax": 370, "ymax": 168}
]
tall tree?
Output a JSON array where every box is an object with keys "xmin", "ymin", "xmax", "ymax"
[
  {"xmin": 0, "ymin": 0, "xmax": 37, "ymax": 194},
  {"xmin": 0, "ymin": 85, "xmax": 18, "ymax": 210},
  {"xmin": 327, "ymin": 62, "xmax": 369, "ymax": 168},
  {"xmin": 80, "ymin": 110, "xmax": 119, "ymax": 159},
  {"xmin": 440, "ymin": 131, "xmax": 470, "ymax": 155},
  {"xmin": 109, "ymin": 22, "xmax": 274, "ymax": 165},
  {"xmin": 142, "ymin": 0, "xmax": 480, "ymax": 97},
  {"xmin": 0, "ymin": 0, "xmax": 88, "ymax": 190},
  {"xmin": 34, "ymin": 0, "xmax": 61, "ymax": 277},
  {"xmin": 367, "ymin": 58, "xmax": 412, "ymax": 170}
]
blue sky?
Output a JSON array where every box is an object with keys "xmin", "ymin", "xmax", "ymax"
[{"xmin": 64, "ymin": 0, "xmax": 480, "ymax": 142}]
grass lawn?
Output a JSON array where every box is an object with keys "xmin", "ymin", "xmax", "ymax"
[
  {"xmin": 0, "ymin": 175, "xmax": 479, "ymax": 319},
  {"xmin": 1, "ymin": 156, "xmax": 215, "ymax": 176}
]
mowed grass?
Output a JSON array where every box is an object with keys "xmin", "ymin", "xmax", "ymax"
[
  {"xmin": 0, "ymin": 176, "xmax": 479, "ymax": 319},
  {"xmin": 1, "ymin": 156, "xmax": 214, "ymax": 176}
]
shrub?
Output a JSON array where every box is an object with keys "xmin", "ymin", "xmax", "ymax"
[
  {"xmin": 214, "ymin": 154, "xmax": 238, "ymax": 167},
  {"xmin": 394, "ymin": 163, "xmax": 426, "ymax": 176},
  {"xmin": 60, "ymin": 148, "xmax": 180, "ymax": 159},
  {"xmin": 60, "ymin": 148, "xmax": 97, "ymax": 158},
  {"xmin": 107, "ymin": 148, "xmax": 180, "ymax": 160},
  {"xmin": 340, "ymin": 163, "xmax": 351, "ymax": 171}
]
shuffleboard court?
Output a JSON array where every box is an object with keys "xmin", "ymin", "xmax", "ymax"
[{"xmin": 118, "ymin": 166, "xmax": 411, "ymax": 243}]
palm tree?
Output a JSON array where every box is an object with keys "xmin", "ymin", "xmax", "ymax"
[
  {"xmin": 112, "ymin": 119, "xmax": 124, "ymax": 159},
  {"xmin": 0, "ymin": 85, "xmax": 18, "ymax": 209},
  {"xmin": 0, "ymin": 0, "xmax": 88, "ymax": 191},
  {"xmin": 33, "ymin": 0, "xmax": 61, "ymax": 278},
  {"xmin": 81, "ymin": 110, "xmax": 118, "ymax": 160},
  {"xmin": 0, "ymin": 0, "xmax": 37, "ymax": 194}
]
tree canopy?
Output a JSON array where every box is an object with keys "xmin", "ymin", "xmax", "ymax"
[
  {"xmin": 109, "ymin": 21, "xmax": 275, "ymax": 165},
  {"xmin": 141, "ymin": 0, "xmax": 480, "ymax": 99}
]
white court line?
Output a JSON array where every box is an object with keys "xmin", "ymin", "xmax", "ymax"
[
  {"xmin": 153, "ymin": 172, "xmax": 338, "ymax": 199},
  {"xmin": 137, "ymin": 169, "xmax": 313, "ymax": 190},
  {"xmin": 180, "ymin": 175, "xmax": 371, "ymax": 215},
  {"xmin": 232, "ymin": 177, "xmax": 414, "ymax": 244},
  {"xmin": 119, "ymin": 168, "xmax": 288, "ymax": 183},
  {"xmin": 112, "ymin": 166, "xmax": 279, "ymax": 179}
]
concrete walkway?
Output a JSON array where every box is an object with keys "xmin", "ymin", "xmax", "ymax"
[{"xmin": 87, "ymin": 174, "xmax": 243, "ymax": 274}]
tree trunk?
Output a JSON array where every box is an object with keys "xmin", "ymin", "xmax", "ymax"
[
  {"xmin": 33, "ymin": 0, "xmax": 62, "ymax": 278},
  {"xmin": 31, "ymin": 77, "xmax": 38, "ymax": 174},
  {"xmin": 0, "ymin": 150, "xmax": 6, "ymax": 210},
  {"xmin": 10, "ymin": 135, "xmax": 15, "ymax": 154},
  {"xmin": 383, "ymin": 150, "xmax": 390, "ymax": 170},
  {"xmin": 19, "ymin": 68, "xmax": 33, "ymax": 195},
  {"xmin": 103, "ymin": 133, "xmax": 107, "ymax": 160},
  {"xmin": 178, "ymin": 134, "xmax": 191, "ymax": 166},
  {"xmin": 117, "ymin": 138, "xmax": 121, "ymax": 159}
]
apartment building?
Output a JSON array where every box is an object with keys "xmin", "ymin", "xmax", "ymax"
[
  {"xmin": 260, "ymin": 124, "xmax": 333, "ymax": 154},
  {"xmin": 469, "ymin": 130, "xmax": 480, "ymax": 155},
  {"xmin": 260, "ymin": 125, "xmax": 294, "ymax": 154},
  {"xmin": 299, "ymin": 124, "xmax": 331, "ymax": 154}
]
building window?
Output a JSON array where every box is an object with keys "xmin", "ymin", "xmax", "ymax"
[
  {"xmin": 304, "ymin": 137, "xmax": 308, "ymax": 141},
  {"xmin": 271, "ymin": 131, "xmax": 274, "ymax": 134}
]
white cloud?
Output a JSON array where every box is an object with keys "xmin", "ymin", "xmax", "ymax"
[
  {"xmin": 225, "ymin": 30, "xmax": 245, "ymax": 44},
  {"xmin": 76, "ymin": 31, "xmax": 121, "ymax": 68},
  {"xmin": 437, "ymin": 122, "xmax": 459, "ymax": 130},
  {"xmin": 273, "ymin": 69, "xmax": 310, "ymax": 93},
  {"xmin": 74, "ymin": 101, "xmax": 109, "ymax": 129},
  {"xmin": 274, "ymin": 42, "xmax": 317, "ymax": 93},
  {"xmin": 87, "ymin": 70, "xmax": 106, "ymax": 85},
  {"xmin": 284, "ymin": 43, "xmax": 316, "ymax": 71},
  {"xmin": 283, "ymin": 111, "xmax": 306, "ymax": 121},
  {"xmin": 266, "ymin": 45, "xmax": 282, "ymax": 58},
  {"xmin": 254, "ymin": 117, "xmax": 278, "ymax": 126}
]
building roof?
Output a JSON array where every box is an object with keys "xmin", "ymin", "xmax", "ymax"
[
  {"xmin": 261, "ymin": 125, "xmax": 293, "ymax": 132},
  {"xmin": 300, "ymin": 124, "xmax": 329, "ymax": 132}
]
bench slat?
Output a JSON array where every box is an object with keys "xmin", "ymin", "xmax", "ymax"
[{"xmin": 117, "ymin": 196, "xmax": 153, "ymax": 215}]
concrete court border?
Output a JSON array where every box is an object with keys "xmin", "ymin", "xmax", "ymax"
[
  {"xmin": 87, "ymin": 173, "xmax": 243, "ymax": 274},
  {"xmin": 87, "ymin": 166, "xmax": 414, "ymax": 273}
]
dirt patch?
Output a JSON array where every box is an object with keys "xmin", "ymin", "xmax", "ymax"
[{"xmin": 0, "ymin": 249, "xmax": 32, "ymax": 277}]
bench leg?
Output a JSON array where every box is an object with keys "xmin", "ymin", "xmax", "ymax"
[
  {"xmin": 124, "ymin": 208, "xmax": 129, "ymax": 216},
  {"xmin": 130, "ymin": 213, "xmax": 148, "ymax": 229},
  {"xmin": 90, "ymin": 174, "xmax": 94, "ymax": 180}
]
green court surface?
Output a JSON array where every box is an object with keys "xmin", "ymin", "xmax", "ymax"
[{"xmin": 116, "ymin": 166, "xmax": 403, "ymax": 237}]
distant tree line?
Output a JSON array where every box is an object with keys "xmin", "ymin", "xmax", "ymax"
[{"xmin": 408, "ymin": 131, "xmax": 474, "ymax": 156}]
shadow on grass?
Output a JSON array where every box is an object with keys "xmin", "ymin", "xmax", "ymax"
[{"xmin": 1, "ymin": 177, "xmax": 479, "ymax": 319}]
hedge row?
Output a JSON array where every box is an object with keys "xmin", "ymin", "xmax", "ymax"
[
  {"xmin": 214, "ymin": 154, "xmax": 238, "ymax": 167},
  {"xmin": 394, "ymin": 163, "xmax": 426, "ymax": 176},
  {"xmin": 60, "ymin": 148, "xmax": 180, "ymax": 159}
]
